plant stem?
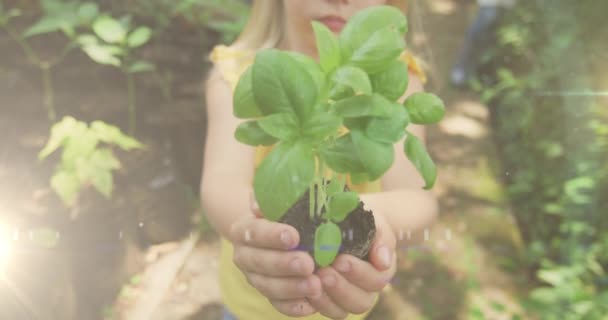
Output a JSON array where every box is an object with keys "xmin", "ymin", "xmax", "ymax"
[
  {"xmin": 316, "ymin": 160, "xmax": 327, "ymax": 218},
  {"xmin": 41, "ymin": 63, "xmax": 56, "ymax": 121},
  {"xmin": 3, "ymin": 25, "xmax": 39, "ymax": 64},
  {"xmin": 126, "ymin": 72, "xmax": 136, "ymax": 135},
  {"xmin": 309, "ymin": 184, "xmax": 315, "ymax": 221}
]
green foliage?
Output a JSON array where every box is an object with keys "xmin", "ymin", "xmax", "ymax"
[
  {"xmin": 252, "ymin": 142, "xmax": 316, "ymax": 222},
  {"xmin": 478, "ymin": 1, "xmax": 608, "ymax": 318},
  {"xmin": 82, "ymin": 14, "xmax": 154, "ymax": 72},
  {"xmin": 404, "ymin": 92, "xmax": 446, "ymax": 125},
  {"xmin": 23, "ymin": 0, "xmax": 98, "ymax": 38},
  {"xmin": 0, "ymin": 3, "xmax": 21, "ymax": 26},
  {"xmin": 174, "ymin": 0, "xmax": 249, "ymax": 44},
  {"xmin": 314, "ymin": 222, "xmax": 342, "ymax": 267},
  {"xmin": 39, "ymin": 116, "xmax": 143, "ymax": 208},
  {"xmin": 77, "ymin": 12, "xmax": 155, "ymax": 134},
  {"xmin": 121, "ymin": 0, "xmax": 249, "ymax": 44},
  {"xmin": 404, "ymin": 132, "xmax": 436, "ymax": 190},
  {"xmin": 233, "ymin": 6, "xmax": 445, "ymax": 266}
]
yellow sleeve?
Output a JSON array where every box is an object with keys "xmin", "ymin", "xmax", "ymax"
[
  {"xmin": 400, "ymin": 51, "xmax": 428, "ymax": 84},
  {"xmin": 208, "ymin": 44, "xmax": 255, "ymax": 91}
]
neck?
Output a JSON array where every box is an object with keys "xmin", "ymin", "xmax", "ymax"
[{"xmin": 277, "ymin": 33, "xmax": 319, "ymax": 61}]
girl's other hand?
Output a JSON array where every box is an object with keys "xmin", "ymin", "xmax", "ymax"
[
  {"xmin": 228, "ymin": 192, "xmax": 323, "ymax": 317},
  {"xmin": 308, "ymin": 211, "xmax": 397, "ymax": 319}
]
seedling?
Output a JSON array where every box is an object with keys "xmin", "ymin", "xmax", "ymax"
[
  {"xmin": 39, "ymin": 116, "xmax": 143, "ymax": 218},
  {"xmin": 80, "ymin": 14, "xmax": 155, "ymax": 135},
  {"xmin": 233, "ymin": 6, "xmax": 445, "ymax": 267},
  {"xmin": 0, "ymin": 0, "xmax": 100, "ymax": 121}
]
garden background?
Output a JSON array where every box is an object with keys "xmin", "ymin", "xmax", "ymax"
[{"xmin": 0, "ymin": 0, "xmax": 606, "ymax": 319}]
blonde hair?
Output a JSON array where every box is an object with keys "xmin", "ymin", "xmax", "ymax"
[{"xmin": 232, "ymin": 0, "xmax": 409, "ymax": 51}]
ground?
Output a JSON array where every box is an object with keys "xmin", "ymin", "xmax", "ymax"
[{"xmin": 0, "ymin": 0, "xmax": 532, "ymax": 319}]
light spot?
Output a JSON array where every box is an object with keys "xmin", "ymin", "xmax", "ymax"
[{"xmin": 439, "ymin": 115, "xmax": 486, "ymax": 139}]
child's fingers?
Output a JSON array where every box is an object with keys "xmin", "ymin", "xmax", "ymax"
[
  {"xmin": 269, "ymin": 298, "xmax": 317, "ymax": 317},
  {"xmin": 229, "ymin": 216, "xmax": 299, "ymax": 250},
  {"xmin": 307, "ymin": 290, "xmax": 349, "ymax": 320},
  {"xmin": 233, "ymin": 245, "xmax": 315, "ymax": 277},
  {"xmin": 245, "ymin": 272, "xmax": 321, "ymax": 301},
  {"xmin": 368, "ymin": 212, "xmax": 397, "ymax": 271},
  {"xmin": 316, "ymin": 266, "xmax": 377, "ymax": 315},
  {"xmin": 331, "ymin": 253, "xmax": 395, "ymax": 292}
]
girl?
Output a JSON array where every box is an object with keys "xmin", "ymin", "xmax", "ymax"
[{"xmin": 201, "ymin": 1, "xmax": 439, "ymax": 319}]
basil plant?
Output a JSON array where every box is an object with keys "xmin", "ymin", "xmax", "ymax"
[{"xmin": 232, "ymin": 6, "xmax": 445, "ymax": 266}]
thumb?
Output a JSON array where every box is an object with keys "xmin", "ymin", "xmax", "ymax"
[
  {"xmin": 369, "ymin": 213, "xmax": 396, "ymax": 271},
  {"xmin": 249, "ymin": 191, "xmax": 263, "ymax": 218}
]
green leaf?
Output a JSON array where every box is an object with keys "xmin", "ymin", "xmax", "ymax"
[
  {"xmin": 235, "ymin": 120, "xmax": 278, "ymax": 146},
  {"xmin": 61, "ymin": 130, "xmax": 99, "ymax": 169},
  {"xmin": 81, "ymin": 44, "xmax": 122, "ymax": 66},
  {"xmin": 93, "ymin": 16, "xmax": 126, "ymax": 44},
  {"xmin": 285, "ymin": 52, "xmax": 327, "ymax": 98},
  {"xmin": 90, "ymin": 121, "xmax": 143, "ymax": 150},
  {"xmin": 127, "ymin": 61, "xmax": 155, "ymax": 73},
  {"xmin": 76, "ymin": 34, "xmax": 97, "ymax": 46},
  {"xmin": 252, "ymin": 50, "xmax": 317, "ymax": 118},
  {"xmin": 301, "ymin": 107, "xmax": 342, "ymax": 142},
  {"xmin": 257, "ymin": 113, "xmax": 300, "ymax": 141},
  {"xmin": 92, "ymin": 169, "xmax": 113, "ymax": 198},
  {"xmin": 403, "ymin": 92, "xmax": 446, "ymax": 124},
  {"xmin": 312, "ymin": 21, "xmax": 341, "ymax": 73},
  {"xmin": 41, "ymin": 0, "xmax": 74, "ymax": 14},
  {"xmin": 404, "ymin": 132, "xmax": 436, "ymax": 189},
  {"xmin": 78, "ymin": 2, "xmax": 98, "ymax": 22},
  {"xmin": 39, "ymin": 116, "xmax": 80, "ymax": 159},
  {"xmin": 314, "ymin": 222, "xmax": 342, "ymax": 267},
  {"xmin": 340, "ymin": 6, "xmax": 407, "ymax": 73},
  {"xmin": 320, "ymin": 134, "xmax": 366, "ymax": 173},
  {"xmin": 347, "ymin": 27, "xmax": 405, "ymax": 74},
  {"xmin": 253, "ymin": 142, "xmax": 316, "ymax": 221},
  {"xmin": 233, "ymin": 66, "xmax": 263, "ymax": 118},
  {"xmin": 351, "ymin": 172, "xmax": 371, "ymax": 184},
  {"xmin": 370, "ymin": 59, "xmax": 409, "ymax": 101},
  {"xmin": 351, "ymin": 130, "xmax": 394, "ymax": 180},
  {"xmin": 51, "ymin": 170, "xmax": 80, "ymax": 206},
  {"xmin": 326, "ymin": 178, "xmax": 345, "ymax": 197},
  {"xmin": 127, "ymin": 26, "xmax": 152, "ymax": 48},
  {"xmin": 24, "ymin": 15, "xmax": 75, "ymax": 37},
  {"xmin": 327, "ymin": 192, "xmax": 359, "ymax": 223},
  {"xmin": 343, "ymin": 117, "xmax": 368, "ymax": 131},
  {"xmin": 340, "ymin": 5, "xmax": 407, "ymax": 52},
  {"xmin": 75, "ymin": 149, "xmax": 117, "ymax": 183},
  {"xmin": 329, "ymin": 66, "xmax": 372, "ymax": 100},
  {"xmin": 333, "ymin": 94, "xmax": 393, "ymax": 118},
  {"xmin": 365, "ymin": 105, "xmax": 409, "ymax": 144}
]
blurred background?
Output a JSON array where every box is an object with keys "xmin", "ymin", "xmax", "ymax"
[{"xmin": 0, "ymin": 0, "xmax": 606, "ymax": 319}]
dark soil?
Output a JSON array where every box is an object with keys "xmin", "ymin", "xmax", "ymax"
[{"xmin": 279, "ymin": 186, "xmax": 376, "ymax": 270}]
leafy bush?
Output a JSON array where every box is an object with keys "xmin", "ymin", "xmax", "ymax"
[
  {"xmin": 39, "ymin": 117, "xmax": 143, "ymax": 212},
  {"xmin": 118, "ymin": 0, "xmax": 250, "ymax": 44},
  {"xmin": 477, "ymin": 1, "xmax": 608, "ymax": 318}
]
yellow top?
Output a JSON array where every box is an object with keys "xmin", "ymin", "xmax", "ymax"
[{"xmin": 209, "ymin": 44, "xmax": 426, "ymax": 320}]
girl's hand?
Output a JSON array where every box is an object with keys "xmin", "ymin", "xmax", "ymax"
[
  {"xmin": 229, "ymin": 193, "xmax": 323, "ymax": 317},
  {"xmin": 308, "ymin": 211, "xmax": 397, "ymax": 319}
]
